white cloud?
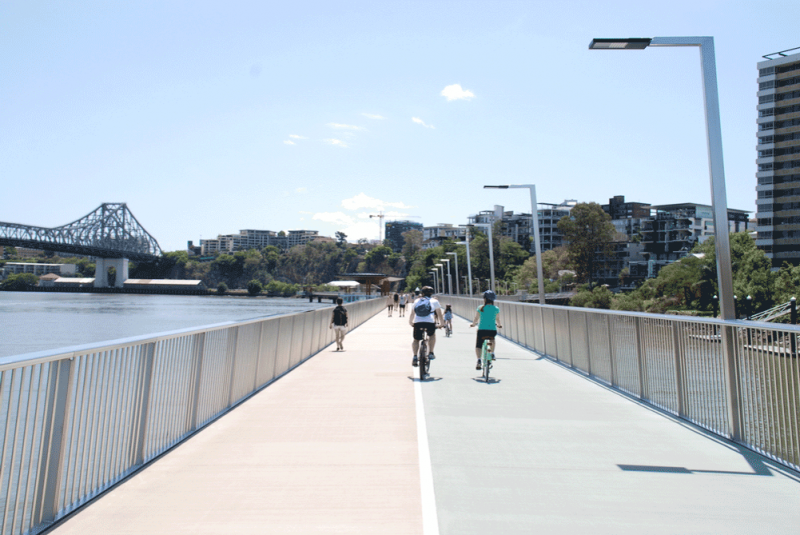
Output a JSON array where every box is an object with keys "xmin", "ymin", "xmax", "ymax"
[
  {"xmin": 412, "ymin": 117, "xmax": 435, "ymax": 129},
  {"xmin": 441, "ymin": 83, "xmax": 475, "ymax": 101},
  {"xmin": 341, "ymin": 193, "xmax": 412, "ymax": 211},
  {"xmin": 313, "ymin": 211, "xmax": 355, "ymax": 226},
  {"xmin": 327, "ymin": 123, "xmax": 364, "ymax": 130},
  {"xmin": 324, "ymin": 139, "xmax": 349, "ymax": 148},
  {"xmin": 296, "ymin": 187, "xmax": 308, "ymax": 194},
  {"xmin": 289, "ymin": 134, "xmax": 307, "ymax": 139},
  {"xmin": 283, "ymin": 140, "xmax": 296, "ymax": 145},
  {"xmin": 312, "ymin": 195, "xmax": 415, "ymax": 242},
  {"xmin": 343, "ymin": 221, "xmax": 383, "ymax": 242},
  {"xmin": 362, "ymin": 113, "xmax": 385, "ymax": 120}
]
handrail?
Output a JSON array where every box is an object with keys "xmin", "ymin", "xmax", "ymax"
[
  {"xmin": 445, "ymin": 296, "xmax": 800, "ymax": 473},
  {"xmin": 0, "ymin": 297, "xmax": 385, "ymax": 535}
]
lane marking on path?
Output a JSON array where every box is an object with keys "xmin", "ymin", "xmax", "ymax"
[{"xmin": 415, "ymin": 379, "xmax": 440, "ymax": 535}]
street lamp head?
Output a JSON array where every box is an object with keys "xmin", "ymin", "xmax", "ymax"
[
  {"xmin": 589, "ymin": 38, "xmax": 652, "ymax": 50},
  {"xmin": 484, "ymin": 185, "xmax": 509, "ymax": 189}
]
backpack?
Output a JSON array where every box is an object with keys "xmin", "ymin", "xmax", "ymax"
[
  {"xmin": 333, "ymin": 306, "xmax": 348, "ymax": 326},
  {"xmin": 414, "ymin": 298, "xmax": 432, "ymax": 317}
]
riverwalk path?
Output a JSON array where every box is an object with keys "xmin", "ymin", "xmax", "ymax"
[{"xmin": 47, "ymin": 311, "xmax": 800, "ymax": 534}]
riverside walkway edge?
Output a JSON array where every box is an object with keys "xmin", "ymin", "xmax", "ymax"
[{"xmin": 45, "ymin": 310, "xmax": 800, "ymax": 534}]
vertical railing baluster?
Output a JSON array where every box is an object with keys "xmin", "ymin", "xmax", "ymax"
[
  {"xmin": 721, "ymin": 323, "xmax": 742, "ymax": 441},
  {"xmin": 189, "ymin": 333, "xmax": 206, "ymax": 432},
  {"xmin": 585, "ymin": 313, "xmax": 593, "ymax": 377},
  {"xmin": 226, "ymin": 327, "xmax": 240, "ymax": 408},
  {"xmin": 672, "ymin": 321, "xmax": 685, "ymax": 417},
  {"xmin": 565, "ymin": 310, "xmax": 573, "ymax": 367},
  {"xmin": 32, "ymin": 358, "xmax": 75, "ymax": 530},
  {"xmin": 133, "ymin": 343, "xmax": 156, "ymax": 466},
  {"xmin": 607, "ymin": 316, "xmax": 617, "ymax": 387},
  {"xmin": 634, "ymin": 317, "xmax": 648, "ymax": 400}
]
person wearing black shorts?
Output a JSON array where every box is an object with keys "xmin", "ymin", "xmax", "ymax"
[
  {"xmin": 409, "ymin": 286, "xmax": 443, "ymax": 367},
  {"xmin": 469, "ymin": 290, "xmax": 502, "ymax": 369},
  {"xmin": 398, "ymin": 293, "xmax": 408, "ymax": 317}
]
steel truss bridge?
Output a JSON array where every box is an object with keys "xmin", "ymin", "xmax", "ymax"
[{"xmin": 0, "ymin": 203, "xmax": 162, "ymax": 262}]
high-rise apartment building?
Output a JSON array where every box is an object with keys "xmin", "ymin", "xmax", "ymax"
[
  {"xmin": 385, "ymin": 220, "xmax": 423, "ymax": 252},
  {"xmin": 756, "ymin": 47, "xmax": 800, "ymax": 268},
  {"xmin": 537, "ymin": 200, "xmax": 576, "ymax": 251}
]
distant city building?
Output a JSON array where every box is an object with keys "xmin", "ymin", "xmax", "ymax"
[
  {"xmin": 537, "ymin": 199, "xmax": 576, "ymax": 251},
  {"xmin": 2, "ymin": 262, "xmax": 77, "ymax": 279},
  {"xmin": 755, "ymin": 47, "xmax": 800, "ymax": 268},
  {"xmin": 468, "ymin": 205, "xmax": 534, "ymax": 251},
  {"xmin": 468, "ymin": 202, "xmax": 579, "ymax": 253},
  {"xmin": 602, "ymin": 195, "xmax": 651, "ymax": 220},
  {"xmin": 200, "ymin": 228, "xmax": 303, "ymax": 255},
  {"xmin": 422, "ymin": 224, "xmax": 466, "ymax": 249},
  {"xmin": 286, "ymin": 230, "xmax": 320, "ymax": 248},
  {"xmin": 9, "ymin": 247, "xmax": 44, "ymax": 259},
  {"xmin": 592, "ymin": 196, "xmax": 652, "ymax": 288},
  {"xmin": 385, "ymin": 220, "xmax": 423, "ymax": 252},
  {"xmin": 631, "ymin": 203, "xmax": 749, "ymax": 280}
]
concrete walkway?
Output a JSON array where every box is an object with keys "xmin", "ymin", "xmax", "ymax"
[{"xmin": 48, "ymin": 310, "xmax": 800, "ymax": 534}]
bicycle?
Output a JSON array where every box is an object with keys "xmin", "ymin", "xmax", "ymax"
[
  {"xmin": 445, "ymin": 322, "xmax": 452, "ymax": 337},
  {"xmin": 418, "ymin": 329, "xmax": 432, "ymax": 381},
  {"xmin": 479, "ymin": 338, "xmax": 493, "ymax": 383}
]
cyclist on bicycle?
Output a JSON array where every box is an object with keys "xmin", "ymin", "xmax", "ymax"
[
  {"xmin": 443, "ymin": 305, "xmax": 453, "ymax": 334},
  {"xmin": 469, "ymin": 290, "xmax": 502, "ymax": 370},
  {"xmin": 409, "ymin": 286, "xmax": 443, "ymax": 367}
]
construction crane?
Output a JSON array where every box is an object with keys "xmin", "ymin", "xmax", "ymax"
[{"xmin": 369, "ymin": 212, "xmax": 385, "ymax": 243}]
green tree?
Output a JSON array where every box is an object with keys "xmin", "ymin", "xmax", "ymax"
[
  {"xmin": 775, "ymin": 262, "xmax": 800, "ymax": 303},
  {"xmin": 247, "ymin": 279, "xmax": 263, "ymax": 296},
  {"xmin": 570, "ymin": 285, "xmax": 613, "ymax": 309},
  {"xmin": 0, "ymin": 273, "xmax": 39, "ymax": 290},
  {"xmin": 217, "ymin": 281, "xmax": 228, "ymax": 295},
  {"xmin": 401, "ymin": 229, "xmax": 423, "ymax": 257},
  {"xmin": 335, "ymin": 231, "xmax": 348, "ymax": 247},
  {"xmin": 557, "ymin": 203, "xmax": 616, "ymax": 288},
  {"xmin": 693, "ymin": 233, "xmax": 775, "ymax": 314}
]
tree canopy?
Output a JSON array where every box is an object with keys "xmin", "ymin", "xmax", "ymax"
[{"xmin": 557, "ymin": 202, "xmax": 616, "ymax": 287}]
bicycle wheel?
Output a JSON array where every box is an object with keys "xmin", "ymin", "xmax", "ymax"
[
  {"xmin": 419, "ymin": 340, "xmax": 427, "ymax": 381},
  {"xmin": 482, "ymin": 340, "xmax": 491, "ymax": 382}
]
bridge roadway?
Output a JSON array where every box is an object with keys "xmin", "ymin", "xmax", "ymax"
[{"xmin": 47, "ymin": 312, "xmax": 800, "ymax": 534}]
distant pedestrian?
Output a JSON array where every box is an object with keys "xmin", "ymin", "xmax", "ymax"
[
  {"xmin": 330, "ymin": 298, "xmax": 349, "ymax": 351},
  {"xmin": 398, "ymin": 292, "xmax": 408, "ymax": 317},
  {"xmin": 387, "ymin": 294, "xmax": 395, "ymax": 317}
]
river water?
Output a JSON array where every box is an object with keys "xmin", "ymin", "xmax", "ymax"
[{"xmin": 0, "ymin": 292, "xmax": 332, "ymax": 358}]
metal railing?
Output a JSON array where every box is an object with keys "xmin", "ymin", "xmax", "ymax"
[
  {"xmin": 0, "ymin": 297, "xmax": 385, "ymax": 535},
  {"xmin": 446, "ymin": 296, "xmax": 800, "ymax": 472}
]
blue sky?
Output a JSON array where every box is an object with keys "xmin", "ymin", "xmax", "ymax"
[{"xmin": 2, "ymin": 1, "xmax": 798, "ymax": 252}]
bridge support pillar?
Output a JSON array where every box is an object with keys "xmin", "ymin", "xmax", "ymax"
[
  {"xmin": 94, "ymin": 257, "xmax": 129, "ymax": 288},
  {"xmin": 94, "ymin": 257, "xmax": 108, "ymax": 288}
]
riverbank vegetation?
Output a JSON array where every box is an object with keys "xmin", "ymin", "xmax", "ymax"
[{"xmin": 4, "ymin": 203, "xmax": 800, "ymax": 315}]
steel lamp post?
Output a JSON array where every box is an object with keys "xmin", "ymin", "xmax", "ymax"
[
  {"xmin": 440, "ymin": 258, "xmax": 452, "ymax": 294},
  {"xmin": 588, "ymin": 35, "xmax": 740, "ymax": 440},
  {"xmin": 435, "ymin": 264, "xmax": 445, "ymax": 295},
  {"xmin": 587, "ymin": 36, "xmax": 734, "ymax": 321},
  {"xmin": 458, "ymin": 225, "xmax": 474, "ymax": 296},
  {"xmin": 484, "ymin": 184, "xmax": 545, "ymax": 304},
  {"xmin": 471, "ymin": 223, "xmax": 495, "ymax": 293},
  {"xmin": 447, "ymin": 252, "xmax": 460, "ymax": 295},
  {"xmin": 430, "ymin": 270, "xmax": 438, "ymax": 294}
]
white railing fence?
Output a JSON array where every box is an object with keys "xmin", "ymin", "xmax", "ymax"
[
  {"xmin": 445, "ymin": 296, "xmax": 800, "ymax": 473},
  {"xmin": 0, "ymin": 297, "xmax": 384, "ymax": 535}
]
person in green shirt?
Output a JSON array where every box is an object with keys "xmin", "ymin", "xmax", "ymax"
[{"xmin": 469, "ymin": 290, "xmax": 502, "ymax": 370}]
